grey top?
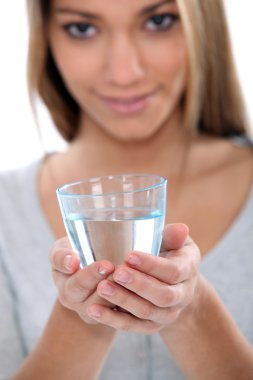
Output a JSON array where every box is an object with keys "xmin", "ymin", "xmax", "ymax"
[{"xmin": 0, "ymin": 147, "xmax": 253, "ymax": 380}]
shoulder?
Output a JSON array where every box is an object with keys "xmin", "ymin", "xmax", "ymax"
[
  {"xmin": 0, "ymin": 159, "xmax": 41, "ymax": 186},
  {"xmin": 221, "ymin": 135, "xmax": 253, "ymax": 173},
  {"xmin": 197, "ymin": 134, "xmax": 253, "ymax": 167},
  {"xmin": 186, "ymin": 134, "xmax": 253, "ymax": 208},
  {"xmin": 0, "ymin": 167, "xmax": 22, "ymax": 201},
  {"xmin": 230, "ymin": 134, "xmax": 253, "ymax": 148},
  {"xmin": 0, "ymin": 159, "xmax": 43, "ymax": 244},
  {"xmin": 0, "ymin": 159, "xmax": 42, "ymax": 212}
]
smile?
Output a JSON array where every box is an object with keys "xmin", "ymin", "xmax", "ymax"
[{"xmin": 98, "ymin": 90, "xmax": 158, "ymax": 115}]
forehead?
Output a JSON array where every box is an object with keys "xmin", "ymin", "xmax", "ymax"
[{"xmin": 50, "ymin": 0, "xmax": 177, "ymax": 16}]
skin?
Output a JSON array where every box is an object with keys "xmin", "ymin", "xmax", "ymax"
[
  {"xmin": 50, "ymin": 223, "xmax": 200, "ymax": 333},
  {"xmin": 14, "ymin": 225, "xmax": 253, "ymax": 380},
  {"xmin": 42, "ymin": 0, "xmax": 253, "ymax": 255},
  {"xmin": 42, "ymin": 0, "xmax": 201, "ymax": 335},
  {"xmin": 13, "ymin": 0, "xmax": 253, "ymax": 378},
  {"xmin": 48, "ymin": 0, "xmax": 187, "ymax": 142},
  {"xmin": 13, "ymin": 225, "xmax": 202, "ymax": 380},
  {"xmin": 39, "ymin": 0, "xmax": 253, "ymax": 342}
]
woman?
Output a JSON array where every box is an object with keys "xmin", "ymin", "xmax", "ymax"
[{"xmin": 0, "ymin": 0, "xmax": 253, "ymax": 379}]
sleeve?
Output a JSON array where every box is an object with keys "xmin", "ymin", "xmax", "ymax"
[{"xmin": 0, "ymin": 249, "xmax": 25, "ymax": 380}]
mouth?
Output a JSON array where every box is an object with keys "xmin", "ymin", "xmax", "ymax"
[{"xmin": 97, "ymin": 90, "xmax": 158, "ymax": 115}]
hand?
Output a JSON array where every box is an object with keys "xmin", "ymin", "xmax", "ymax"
[
  {"xmin": 49, "ymin": 237, "xmax": 115, "ymax": 324},
  {"xmin": 87, "ymin": 223, "xmax": 201, "ymax": 334}
]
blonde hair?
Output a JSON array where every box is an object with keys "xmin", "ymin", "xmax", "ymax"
[
  {"xmin": 27, "ymin": 0, "xmax": 248, "ymax": 142},
  {"xmin": 27, "ymin": 0, "xmax": 79, "ymax": 141},
  {"xmin": 177, "ymin": 0, "xmax": 247, "ymax": 136}
]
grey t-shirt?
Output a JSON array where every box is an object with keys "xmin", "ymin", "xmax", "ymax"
[{"xmin": 0, "ymin": 155, "xmax": 253, "ymax": 380}]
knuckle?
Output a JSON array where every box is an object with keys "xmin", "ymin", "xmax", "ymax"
[
  {"xmin": 73, "ymin": 276, "xmax": 87, "ymax": 292},
  {"xmin": 139, "ymin": 303, "xmax": 155, "ymax": 320},
  {"xmin": 64, "ymin": 272, "xmax": 95, "ymax": 303},
  {"xmin": 78, "ymin": 310, "xmax": 98, "ymax": 324},
  {"xmin": 65, "ymin": 281, "xmax": 82, "ymax": 301},
  {"xmin": 170, "ymin": 264, "xmax": 182, "ymax": 284},
  {"xmin": 69, "ymin": 272, "xmax": 91, "ymax": 294},
  {"xmin": 157, "ymin": 287, "xmax": 174, "ymax": 307}
]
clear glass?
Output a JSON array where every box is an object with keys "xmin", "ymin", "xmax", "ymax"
[{"xmin": 56, "ymin": 174, "xmax": 167, "ymax": 268}]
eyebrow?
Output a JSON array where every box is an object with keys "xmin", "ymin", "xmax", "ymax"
[
  {"xmin": 141, "ymin": 0, "xmax": 174, "ymax": 15},
  {"xmin": 54, "ymin": 8, "xmax": 100, "ymax": 20},
  {"xmin": 54, "ymin": 0, "xmax": 174, "ymax": 20}
]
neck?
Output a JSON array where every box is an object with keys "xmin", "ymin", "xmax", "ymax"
[
  {"xmin": 49, "ymin": 109, "xmax": 191, "ymax": 187},
  {"xmin": 73, "ymin": 111, "xmax": 188, "ymax": 174}
]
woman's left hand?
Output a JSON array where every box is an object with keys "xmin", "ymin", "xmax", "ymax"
[{"xmin": 87, "ymin": 223, "xmax": 201, "ymax": 334}]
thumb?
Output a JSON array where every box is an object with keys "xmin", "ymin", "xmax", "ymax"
[{"xmin": 160, "ymin": 223, "xmax": 189, "ymax": 252}]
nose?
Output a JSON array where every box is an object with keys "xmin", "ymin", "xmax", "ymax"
[{"xmin": 104, "ymin": 34, "xmax": 145, "ymax": 87}]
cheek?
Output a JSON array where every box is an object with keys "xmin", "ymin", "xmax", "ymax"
[
  {"xmin": 54, "ymin": 54, "xmax": 95, "ymax": 90},
  {"xmin": 50, "ymin": 40, "xmax": 101, "ymax": 96},
  {"xmin": 147, "ymin": 34, "xmax": 188, "ymax": 88}
]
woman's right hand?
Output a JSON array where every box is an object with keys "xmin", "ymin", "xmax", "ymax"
[{"xmin": 49, "ymin": 237, "xmax": 115, "ymax": 324}]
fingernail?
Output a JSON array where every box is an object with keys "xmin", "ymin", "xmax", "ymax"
[
  {"xmin": 126, "ymin": 254, "xmax": 141, "ymax": 267},
  {"xmin": 114, "ymin": 270, "xmax": 132, "ymax": 283},
  {"xmin": 88, "ymin": 309, "xmax": 102, "ymax": 318},
  {"xmin": 64, "ymin": 254, "xmax": 72, "ymax": 272},
  {"xmin": 99, "ymin": 283, "xmax": 115, "ymax": 296},
  {"xmin": 98, "ymin": 266, "xmax": 109, "ymax": 276}
]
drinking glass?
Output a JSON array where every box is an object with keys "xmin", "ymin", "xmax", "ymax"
[{"xmin": 56, "ymin": 174, "xmax": 167, "ymax": 268}]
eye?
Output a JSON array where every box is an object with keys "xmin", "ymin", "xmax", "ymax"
[
  {"xmin": 144, "ymin": 13, "xmax": 178, "ymax": 32},
  {"xmin": 63, "ymin": 22, "xmax": 97, "ymax": 39}
]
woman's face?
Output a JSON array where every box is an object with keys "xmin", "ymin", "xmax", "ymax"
[{"xmin": 48, "ymin": 0, "xmax": 188, "ymax": 141}]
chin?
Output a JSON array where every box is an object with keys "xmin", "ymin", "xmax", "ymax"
[
  {"xmin": 107, "ymin": 127, "xmax": 160, "ymax": 144},
  {"xmin": 93, "ymin": 112, "xmax": 165, "ymax": 143}
]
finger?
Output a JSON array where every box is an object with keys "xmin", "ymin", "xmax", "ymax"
[
  {"xmin": 87, "ymin": 303, "xmax": 161, "ymax": 334},
  {"xmin": 53, "ymin": 261, "xmax": 115, "ymax": 304},
  {"xmin": 112, "ymin": 267, "xmax": 184, "ymax": 307},
  {"xmin": 160, "ymin": 223, "xmax": 189, "ymax": 252},
  {"xmin": 74, "ymin": 291, "xmax": 117, "ymax": 325},
  {"xmin": 124, "ymin": 241, "xmax": 200, "ymax": 284},
  {"xmin": 98, "ymin": 274, "xmax": 196, "ymax": 325},
  {"xmin": 97, "ymin": 274, "xmax": 186, "ymax": 322},
  {"xmin": 49, "ymin": 237, "xmax": 80, "ymax": 274}
]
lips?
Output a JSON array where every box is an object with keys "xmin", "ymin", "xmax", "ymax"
[{"xmin": 98, "ymin": 91, "xmax": 157, "ymax": 115}]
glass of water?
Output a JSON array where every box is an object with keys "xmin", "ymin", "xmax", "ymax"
[{"xmin": 56, "ymin": 174, "xmax": 167, "ymax": 268}]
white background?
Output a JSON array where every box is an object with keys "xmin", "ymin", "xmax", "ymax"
[{"xmin": 0, "ymin": 1, "xmax": 252, "ymax": 171}]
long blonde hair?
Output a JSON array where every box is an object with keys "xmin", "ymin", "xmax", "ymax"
[{"xmin": 26, "ymin": 0, "xmax": 248, "ymax": 142}]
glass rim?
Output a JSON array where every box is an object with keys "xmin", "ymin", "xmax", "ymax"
[{"xmin": 56, "ymin": 173, "xmax": 167, "ymax": 198}]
